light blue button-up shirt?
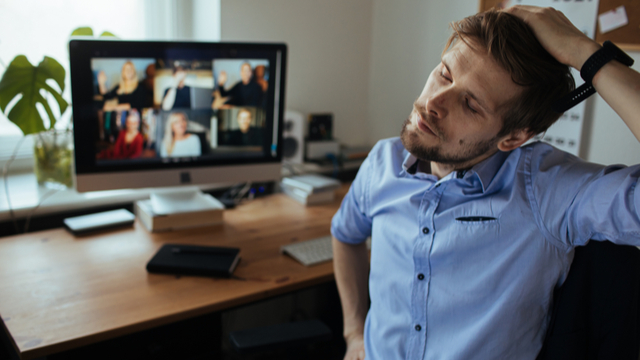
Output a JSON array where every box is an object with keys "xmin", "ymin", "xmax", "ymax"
[{"xmin": 331, "ymin": 137, "xmax": 640, "ymax": 360}]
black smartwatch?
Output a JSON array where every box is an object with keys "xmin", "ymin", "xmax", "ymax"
[{"xmin": 552, "ymin": 41, "xmax": 634, "ymax": 113}]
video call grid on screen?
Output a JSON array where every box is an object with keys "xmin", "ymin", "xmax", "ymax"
[{"xmin": 69, "ymin": 40, "xmax": 286, "ymax": 174}]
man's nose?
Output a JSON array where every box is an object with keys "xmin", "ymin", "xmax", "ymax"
[{"xmin": 425, "ymin": 89, "xmax": 450, "ymax": 120}]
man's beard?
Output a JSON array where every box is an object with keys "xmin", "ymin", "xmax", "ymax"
[{"xmin": 400, "ymin": 117, "xmax": 498, "ymax": 166}]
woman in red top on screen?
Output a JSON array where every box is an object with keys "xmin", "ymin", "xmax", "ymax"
[{"xmin": 111, "ymin": 110, "xmax": 144, "ymax": 159}]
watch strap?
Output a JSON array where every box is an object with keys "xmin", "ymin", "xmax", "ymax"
[
  {"xmin": 552, "ymin": 82, "xmax": 596, "ymax": 113},
  {"xmin": 552, "ymin": 41, "xmax": 634, "ymax": 113},
  {"xmin": 580, "ymin": 40, "xmax": 634, "ymax": 84}
]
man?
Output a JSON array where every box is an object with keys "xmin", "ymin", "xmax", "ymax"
[
  {"xmin": 216, "ymin": 62, "xmax": 264, "ymax": 107},
  {"xmin": 222, "ymin": 108, "xmax": 263, "ymax": 146},
  {"xmin": 332, "ymin": 6, "xmax": 640, "ymax": 360},
  {"xmin": 162, "ymin": 66, "xmax": 192, "ymax": 110}
]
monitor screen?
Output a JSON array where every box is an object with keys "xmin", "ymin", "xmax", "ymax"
[{"xmin": 69, "ymin": 40, "xmax": 287, "ymax": 192}]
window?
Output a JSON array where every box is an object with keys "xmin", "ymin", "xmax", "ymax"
[{"xmin": 0, "ymin": 0, "xmax": 220, "ymax": 171}]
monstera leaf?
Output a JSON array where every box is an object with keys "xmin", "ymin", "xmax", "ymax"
[
  {"xmin": 71, "ymin": 27, "xmax": 93, "ymax": 36},
  {"xmin": 0, "ymin": 55, "xmax": 68, "ymax": 135},
  {"xmin": 70, "ymin": 27, "xmax": 117, "ymax": 38}
]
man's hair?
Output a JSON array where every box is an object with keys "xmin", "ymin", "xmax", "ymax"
[{"xmin": 445, "ymin": 9, "xmax": 575, "ymax": 137}]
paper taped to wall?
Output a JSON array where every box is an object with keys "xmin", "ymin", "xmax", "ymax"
[{"xmin": 598, "ymin": 6, "xmax": 629, "ymax": 34}]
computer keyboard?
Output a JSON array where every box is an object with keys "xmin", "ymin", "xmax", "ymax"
[{"xmin": 281, "ymin": 236, "xmax": 371, "ymax": 266}]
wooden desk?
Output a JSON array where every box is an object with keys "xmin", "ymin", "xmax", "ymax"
[{"xmin": 0, "ymin": 186, "xmax": 347, "ymax": 359}]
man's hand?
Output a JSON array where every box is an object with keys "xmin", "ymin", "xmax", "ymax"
[
  {"xmin": 173, "ymin": 71, "xmax": 187, "ymax": 87},
  {"xmin": 97, "ymin": 71, "xmax": 108, "ymax": 94},
  {"xmin": 505, "ymin": 6, "xmax": 601, "ymax": 71},
  {"xmin": 508, "ymin": 5, "xmax": 640, "ymax": 142},
  {"xmin": 344, "ymin": 333, "xmax": 365, "ymax": 360},
  {"xmin": 218, "ymin": 71, "xmax": 227, "ymax": 87},
  {"xmin": 211, "ymin": 90, "xmax": 230, "ymax": 110}
]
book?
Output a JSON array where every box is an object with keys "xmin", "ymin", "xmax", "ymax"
[
  {"xmin": 135, "ymin": 194, "xmax": 224, "ymax": 232},
  {"xmin": 281, "ymin": 174, "xmax": 340, "ymax": 194},
  {"xmin": 146, "ymin": 244, "xmax": 240, "ymax": 278},
  {"xmin": 282, "ymin": 184, "xmax": 335, "ymax": 205}
]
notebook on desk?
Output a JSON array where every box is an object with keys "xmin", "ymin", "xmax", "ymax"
[{"xmin": 146, "ymin": 244, "xmax": 241, "ymax": 278}]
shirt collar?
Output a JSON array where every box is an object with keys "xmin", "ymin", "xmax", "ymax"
[
  {"xmin": 401, "ymin": 152, "xmax": 419, "ymax": 174},
  {"xmin": 467, "ymin": 150, "xmax": 511, "ymax": 192},
  {"xmin": 400, "ymin": 149, "xmax": 511, "ymax": 192}
]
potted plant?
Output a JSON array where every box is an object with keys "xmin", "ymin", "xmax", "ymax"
[
  {"xmin": 0, "ymin": 55, "xmax": 72, "ymax": 188},
  {"xmin": 0, "ymin": 27, "xmax": 114, "ymax": 188}
]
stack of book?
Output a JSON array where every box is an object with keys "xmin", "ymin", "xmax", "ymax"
[
  {"xmin": 135, "ymin": 192, "xmax": 225, "ymax": 232},
  {"xmin": 281, "ymin": 174, "xmax": 341, "ymax": 205}
]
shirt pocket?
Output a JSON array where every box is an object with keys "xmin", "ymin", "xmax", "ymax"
[{"xmin": 455, "ymin": 216, "xmax": 498, "ymax": 226}]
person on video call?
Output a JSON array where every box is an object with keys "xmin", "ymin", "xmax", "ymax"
[
  {"xmin": 332, "ymin": 6, "xmax": 640, "ymax": 360},
  {"xmin": 162, "ymin": 66, "xmax": 192, "ymax": 110},
  {"xmin": 112, "ymin": 109, "xmax": 144, "ymax": 159},
  {"xmin": 97, "ymin": 109, "xmax": 144, "ymax": 160},
  {"xmin": 223, "ymin": 108, "xmax": 263, "ymax": 146},
  {"xmin": 98, "ymin": 60, "xmax": 149, "ymax": 111},
  {"xmin": 214, "ymin": 62, "xmax": 264, "ymax": 108},
  {"xmin": 160, "ymin": 112, "xmax": 201, "ymax": 157}
]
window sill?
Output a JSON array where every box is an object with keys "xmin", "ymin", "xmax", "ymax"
[{"xmin": 0, "ymin": 171, "xmax": 230, "ymax": 223}]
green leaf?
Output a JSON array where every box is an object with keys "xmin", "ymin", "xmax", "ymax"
[
  {"xmin": 71, "ymin": 27, "xmax": 93, "ymax": 36},
  {"xmin": 99, "ymin": 31, "xmax": 117, "ymax": 37},
  {"xmin": 0, "ymin": 55, "xmax": 68, "ymax": 135}
]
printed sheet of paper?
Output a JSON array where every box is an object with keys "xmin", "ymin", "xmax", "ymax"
[
  {"xmin": 598, "ymin": 5, "xmax": 628, "ymax": 34},
  {"xmin": 509, "ymin": 0, "xmax": 600, "ymax": 156}
]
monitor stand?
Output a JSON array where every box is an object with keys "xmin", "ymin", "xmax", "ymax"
[{"xmin": 149, "ymin": 187, "xmax": 223, "ymax": 215}]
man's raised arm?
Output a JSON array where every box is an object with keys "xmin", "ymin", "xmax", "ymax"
[{"xmin": 507, "ymin": 6, "xmax": 640, "ymax": 141}]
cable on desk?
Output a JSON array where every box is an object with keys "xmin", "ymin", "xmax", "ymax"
[
  {"xmin": 23, "ymin": 188, "xmax": 59, "ymax": 233},
  {"xmin": 3, "ymin": 136, "xmax": 26, "ymax": 234}
]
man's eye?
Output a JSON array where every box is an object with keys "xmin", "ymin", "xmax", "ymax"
[
  {"xmin": 466, "ymin": 98, "xmax": 478, "ymax": 114},
  {"xmin": 440, "ymin": 69, "xmax": 451, "ymax": 82}
]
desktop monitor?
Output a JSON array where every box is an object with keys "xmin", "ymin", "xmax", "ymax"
[{"xmin": 69, "ymin": 40, "xmax": 287, "ymax": 193}]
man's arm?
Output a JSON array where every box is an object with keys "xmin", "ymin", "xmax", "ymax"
[
  {"xmin": 162, "ymin": 88, "xmax": 177, "ymax": 111},
  {"xmin": 333, "ymin": 236, "xmax": 369, "ymax": 360},
  {"xmin": 506, "ymin": 6, "xmax": 640, "ymax": 142}
]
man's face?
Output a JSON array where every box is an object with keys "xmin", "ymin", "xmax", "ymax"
[
  {"xmin": 401, "ymin": 40, "xmax": 523, "ymax": 168},
  {"xmin": 237, "ymin": 110, "xmax": 252, "ymax": 133},
  {"xmin": 241, "ymin": 64, "xmax": 253, "ymax": 84}
]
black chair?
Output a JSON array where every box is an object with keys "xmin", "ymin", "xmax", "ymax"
[
  {"xmin": 188, "ymin": 131, "xmax": 211, "ymax": 155},
  {"xmin": 538, "ymin": 240, "xmax": 640, "ymax": 360}
]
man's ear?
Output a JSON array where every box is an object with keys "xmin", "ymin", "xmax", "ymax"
[{"xmin": 497, "ymin": 129, "xmax": 534, "ymax": 152}]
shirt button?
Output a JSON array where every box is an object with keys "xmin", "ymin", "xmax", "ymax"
[
  {"xmin": 415, "ymin": 324, "xmax": 422, "ymax": 331},
  {"xmin": 417, "ymin": 273, "xmax": 424, "ymax": 280},
  {"xmin": 435, "ymin": 183, "xmax": 441, "ymax": 188},
  {"xmin": 422, "ymin": 227, "xmax": 429, "ymax": 235}
]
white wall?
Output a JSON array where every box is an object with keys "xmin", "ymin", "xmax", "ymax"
[
  {"xmin": 220, "ymin": 0, "xmax": 373, "ymax": 146},
  {"xmin": 367, "ymin": 0, "xmax": 478, "ymax": 143},
  {"xmin": 583, "ymin": 52, "xmax": 640, "ymax": 166},
  {"xmin": 220, "ymin": 0, "xmax": 640, "ymax": 165}
]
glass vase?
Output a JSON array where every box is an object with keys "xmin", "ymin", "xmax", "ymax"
[{"xmin": 33, "ymin": 129, "xmax": 74, "ymax": 189}]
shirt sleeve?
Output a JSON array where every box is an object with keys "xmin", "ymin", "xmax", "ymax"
[
  {"xmin": 331, "ymin": 149, "xmax": 374, "ymax": 245},
  {"xmin": 526, "ymin": 144, "xmax": 640, "ymax": 248}
]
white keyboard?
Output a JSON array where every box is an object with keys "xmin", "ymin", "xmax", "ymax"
[
  {"xmin": 281, "ymin": 236, "xmax": 371, "ymax": 266},
  {"xmin": 281, "ymin": 236, "xmax": 334, "ymax": 266}
]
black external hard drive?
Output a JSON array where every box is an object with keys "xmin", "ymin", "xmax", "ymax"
[{"xmin": 63, "ymin": 209, "xmax": 135, "ymax": 235}]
